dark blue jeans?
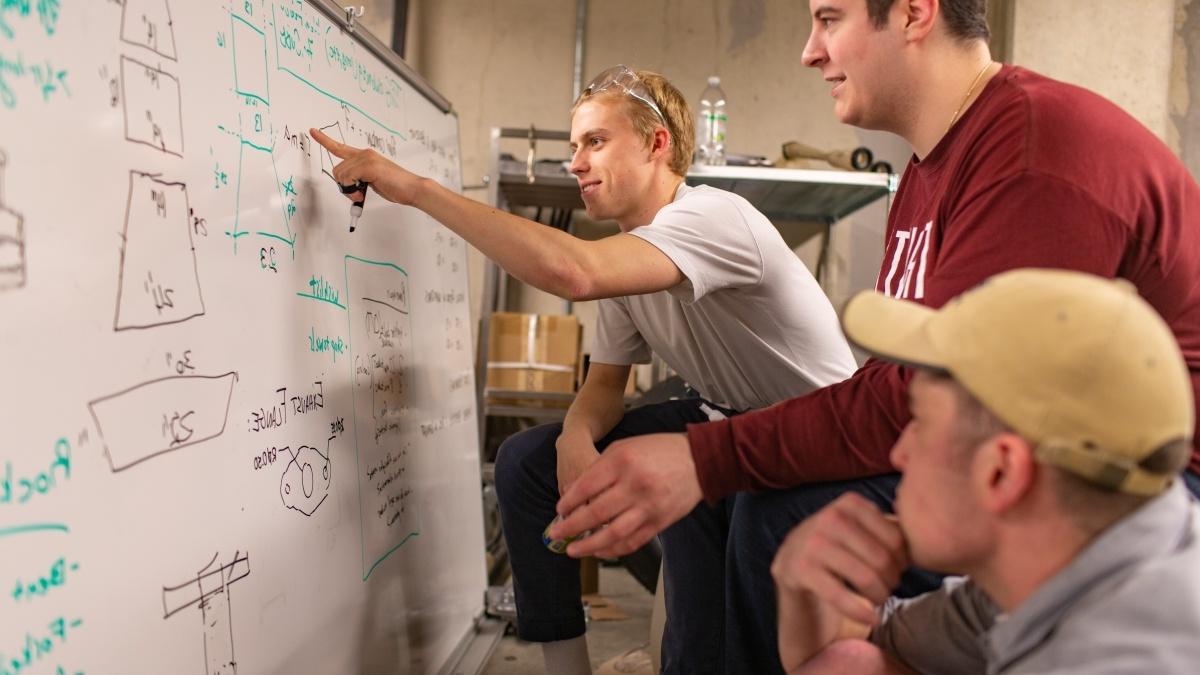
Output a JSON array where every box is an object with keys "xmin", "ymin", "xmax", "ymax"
[
  {"xmin": 494, "ymin": 398, "xmax": 733, "ymax": 674},
  {"xmin": 1184, "ymin": 470, "xmax": 1200, "ymax": 500}
]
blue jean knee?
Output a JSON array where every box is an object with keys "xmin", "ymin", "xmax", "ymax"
[
  {"xmin": 494, "ymin": 422, "xmax": 562, "ymax": 505},
  {"xmin": 494, "ymin": 398, "xmax": 734, "ymax": 647},
  {"xmin": 1183, "ymin": 470, "xmax": 1200, "ymax": 501},
  {"xmin": 494, "ymin": 422, "xmax": 589, "ymax": 642}
]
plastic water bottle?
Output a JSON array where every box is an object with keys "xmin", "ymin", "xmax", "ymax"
[{"xmin": 697, "ymin": 76, "xmax": 727, "ymax": 166}]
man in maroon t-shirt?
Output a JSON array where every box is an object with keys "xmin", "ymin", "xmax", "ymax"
[{"xmin": 550, "ymin": 0, "xmax": 1200, "ymax": 672}]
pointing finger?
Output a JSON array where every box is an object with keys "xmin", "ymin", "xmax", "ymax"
[{"xmin": 309, "ymin": 127, "xmax": 353, "ymax": 159}]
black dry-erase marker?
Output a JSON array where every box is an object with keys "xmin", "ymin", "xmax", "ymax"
[{"xmin": 339, "ymin": 180, "xmax": 369, "ymax": 232}]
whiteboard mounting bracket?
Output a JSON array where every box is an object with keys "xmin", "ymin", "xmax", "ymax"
[{"xmin": 342, "ymin": 5, "xmax": 365, "ymax": 32}]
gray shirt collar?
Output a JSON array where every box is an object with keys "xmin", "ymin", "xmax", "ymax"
[{"xmin": 985, "ymin": 481, "xmax": 1194, "ymax": 671}]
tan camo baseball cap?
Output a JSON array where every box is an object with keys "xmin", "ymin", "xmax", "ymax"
[{"xmin": 842, "ymin": 268, "xmax": 1194, "ymax": 496}]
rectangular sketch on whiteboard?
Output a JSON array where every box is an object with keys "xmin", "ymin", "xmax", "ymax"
[{"xmin": 345, "ymin": 255, "xmax": 419, "ymax": 579}]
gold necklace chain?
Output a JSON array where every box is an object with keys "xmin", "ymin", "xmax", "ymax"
[{"xmin": 948, "ymin": 61, "xmax": 995, "ymax": 132}]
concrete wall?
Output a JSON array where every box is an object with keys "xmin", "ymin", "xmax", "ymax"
[
  {"xmin": 409, "ymin": 0, "xmax": 859, "ymax": 201},
  {"xmin": 1012, "ymin": 0, "xmax": 1176, "ymax": 141},
  {"xmin": 1011, "ymin": 0, "xmax": 1198, "ymax": 176},
  {"xmin": 1174, "ymin": 0, "xmax": 1200, "ymax": 178}
]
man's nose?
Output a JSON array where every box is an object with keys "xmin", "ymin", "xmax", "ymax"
[
  {"xmin": 569, "ymin": 150, "xmax": 587, "ymax": 175},
  {"xmin": 801, "ymin": 32, "xmax": 825, "ymax": 69}
]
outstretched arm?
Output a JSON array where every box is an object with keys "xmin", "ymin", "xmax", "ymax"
[{"xmin": 308, "ymin": 128, "xmax": 683, "ymax": 301}]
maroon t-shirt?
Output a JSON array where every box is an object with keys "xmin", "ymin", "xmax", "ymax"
[{"xmin": 688, "ymin": 65, "xmax": 1200, "ymax": 501}]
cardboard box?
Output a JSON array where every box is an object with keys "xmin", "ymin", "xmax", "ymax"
[{"xmin": 486, "ymin": 313, "xmax": 582, "ymax": 403}]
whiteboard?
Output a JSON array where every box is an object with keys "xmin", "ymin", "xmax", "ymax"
[{"xmin": 0, "ymin": 1, "xmax": 487, "ymax": 673}]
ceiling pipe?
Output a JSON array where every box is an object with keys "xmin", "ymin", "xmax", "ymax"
[{"xmin": 572, "ymin": 0, "xmax": 588, "ymax": 101}]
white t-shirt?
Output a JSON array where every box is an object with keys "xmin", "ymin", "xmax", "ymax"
[{"xmin": 592, "ymin": 183, "xmax": 856, "ymax": 411}]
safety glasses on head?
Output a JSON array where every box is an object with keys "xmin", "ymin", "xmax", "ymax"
[{"xmin": 582, "ymin": 65, "xmax": 667, "ymax": 126}]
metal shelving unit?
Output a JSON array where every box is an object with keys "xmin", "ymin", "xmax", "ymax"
[
  {"xmin": 498, "ymin": 159, "xmax": 896, "ymax": 223},
  {"xmin": 684, "ymin": 164, "xmax": 897, "ymax": 223},
  {"xmin": 475, "ymin": 126, "xmax": 897, "ymax": 443}
]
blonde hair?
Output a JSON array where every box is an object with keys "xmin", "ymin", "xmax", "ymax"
[{"xmin": 572, "ymin": 69, "xmax": 695, "ymax": 177}]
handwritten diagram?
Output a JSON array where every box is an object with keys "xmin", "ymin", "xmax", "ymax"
[
  {"xmin": 232, "ymin": 12, "xmax": 269, "ymax": 106},
  {"xmin": 87, "ymin": 372, "xmax": 238, "ymax": 472},
  {"xmin": 280, "ymin": 436, "xmax": 334, "ymax": 516},
  {"xmin": 114, "ymin": 171, "xmax": 205, "ymax": 330},
  {"xmin": 346, "ymin": 256, "xmax": 418, "ymax": 579},
  {"xmin": 271, "ymin": 0, "xmax": 407, "ymax": 145},
  {"xmin": 162, "ymin": 551, "xmax": 250, "ymax": 675},
  {"xmin": 317, "ymin": 121, "xmax": 344, "ymax": 182},
  {"xmin": 0, "ymin": 150, "xmax": 25, "ymax": 291},
  {"xmin": 121, "ymin": 0, "xmax": 178, "ymax": 61},
  {"xmin": 121, "ymin": 55, "xmax": 185, "ymax": 156},
  {"xmin": 220, "ymin": 12, "xmax": 298, "ymax": 253}
]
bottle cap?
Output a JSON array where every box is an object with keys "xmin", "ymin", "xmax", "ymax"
[{"xmin": 707, "ymin": 75, "xmax": 721, "ymax": 86}]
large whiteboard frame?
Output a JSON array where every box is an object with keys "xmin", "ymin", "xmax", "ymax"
[{"xmin": 0, "ymin": 0, "xmax": 490, "ymax": 673}]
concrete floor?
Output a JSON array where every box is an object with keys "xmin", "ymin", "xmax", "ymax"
[{"xmin": 483, "ymin": 565, "xmax": 655, "ymax": 674}]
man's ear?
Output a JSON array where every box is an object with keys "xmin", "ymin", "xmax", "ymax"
[
  {"xmin": 650, "ymin": 127, "xmax": 671, "ymax": 158},
  {"xmin": 974, "ymin": 432, "xmax": 1038, "ymax": 514},
  {"xmin": 898, "ymin": 0, "xmax": 939, "ymax": 42}
]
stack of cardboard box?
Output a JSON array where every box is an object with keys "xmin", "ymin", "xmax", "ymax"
[
  {"xmin": 486, "ymin": 312, "xmax": 582, "ymax": 407},
  {"xmin": 485, "ymin": 312, "xmax": 639, "ymax": 408}
]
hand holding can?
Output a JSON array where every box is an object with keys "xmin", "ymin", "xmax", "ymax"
[{"xmin": 543, "ymin": 514, "xmax": 591, "ymax": 554}]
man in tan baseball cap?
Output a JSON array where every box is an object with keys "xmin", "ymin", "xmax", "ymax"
[{"xmin": 773, "ymin": 268, "xmax": 1200, "ymax": 674}]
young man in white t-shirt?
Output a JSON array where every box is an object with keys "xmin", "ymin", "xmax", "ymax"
[{"xmin": 311, "ymin": 66, "xmax": 856, "ymax": 674}]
